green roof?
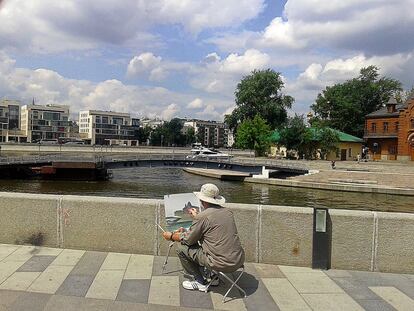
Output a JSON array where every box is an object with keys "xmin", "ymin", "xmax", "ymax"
[{"xmin": 270, "ymin": 127, "xmax": 363, "ymax": 143}]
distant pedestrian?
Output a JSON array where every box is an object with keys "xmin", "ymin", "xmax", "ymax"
[
  {"xmin": 357, "ymin": 153, "xmax": 361, "ymax": 163},
  {"xmin": 331, "ymin": 160, "xmax": 336, "ymax": 169}
]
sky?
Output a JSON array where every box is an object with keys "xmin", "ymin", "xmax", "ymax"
[{"xmin": 0, "ymin": 0, "xmax": 413, "ymax": 121}]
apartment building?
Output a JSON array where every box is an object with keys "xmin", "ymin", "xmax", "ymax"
[
  {"xmin": 0, "ymin": 100, "xmax": 22, "ymax": 142},
  {"xmin": 20, "ymin": 104, "xmax": 71, "ymax": 142},
  {"xmin": 183, "ymin": 119, "xmax": 229, "ymax": 147},
  {"xmin": 78, "ymin": 110, "xmax": 140, "ymax": 145}
]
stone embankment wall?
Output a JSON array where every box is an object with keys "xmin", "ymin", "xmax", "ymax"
[{"xmin": 0, "ymin": 192, "xmax": 412, "ymax": 274}]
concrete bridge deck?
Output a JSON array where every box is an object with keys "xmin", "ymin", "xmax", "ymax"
[{"xmin": 1, "ymin": 244, "xmax": 413, "ymax": 311}]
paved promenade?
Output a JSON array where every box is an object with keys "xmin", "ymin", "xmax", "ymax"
[{"xmin": 1, "ymin": 244, "xmax": 414, "ymax": 310}]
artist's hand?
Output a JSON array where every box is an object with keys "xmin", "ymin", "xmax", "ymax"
[
  {"xmin": 162, "ymin": 232, "xmax": 173, "ymax": 241},
  {"xmin": 189, "ymin": 208, "xmax": 198, "ymax": 218}
]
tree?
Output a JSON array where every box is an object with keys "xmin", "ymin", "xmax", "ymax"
[
  {"xmin": 184, "ymin": 127, "xmax": 196, "ymax": 146},
  {"xmin": 311, "ymin": 66, "xmax": 402, "ymax": 137},
  {"xmin": 318, "ymin": 127, "xmax": 340, "ymax": 160},
  {"xmin": 225, "ymin": 69, "xmax": 294, "ymax": 131},
  {"xmin": 235, "ymin": 115, "xmax": 271, "ymax": 156},
  {"xmin": 135, "ymin": 126, "xmax": 151, "ymax": 145},
  {"xmin": 278, "ymin": 115, "xmax": 307, "ymax": 153}
]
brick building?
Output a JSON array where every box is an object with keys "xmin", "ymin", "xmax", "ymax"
[{"xmin": 364, "ymin": 95, "xmax": 414, "ymax": 161}]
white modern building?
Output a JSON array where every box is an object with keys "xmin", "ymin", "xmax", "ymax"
[
  {"xmin": 0, "ymin": 99, "xmax": 22, "ymax": 142},
  {"xmin": 183, "ymin": 119, "xmax": 229, "ymax": 147},
  {"xmin": 20, "ymin": 104, "xmax": 71, "ymax": 142},
  {"xmin": 78, "ymin": 110, "xmax": 140, "ymax": 145}
]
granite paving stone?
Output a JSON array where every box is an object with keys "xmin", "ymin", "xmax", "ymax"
[
  {"xmin": 252, "ymin": 263, "xmax": 285, "ymax": 278},
  {"xmin": 1, "ymin": 246, "xmax": 35, "ymax": 263},
  {"xmin": 0, "ymin": 290, "xmax": 23, "ymax": 311},
  {"xmin": 302, "ymin": 293, "xmax": 365, "ymax": 311},
  {"xmin": 0, "ymin": 272, "xmax": 41, "ymax": 291},
  {"xmin": 16, "ymin": 255, "xmax": 57, "ymax": 272},
  {"xmin": 50, "ymin": 249, "xmax": 85, "ymax": 266},
  {"xmin": 0, "ymin": 244, "xmax": 19, "ymax": 261},
  {"xmin": 324, "ymin": 269, "xmax": 353, "ymax": 278},
  {"xmin": 28, "ymin": 265, "xmax": 75, "ymax": 294},
  {"xmin": 30, "ymin": 247, "xmax": 63, "ymax": 257},
  {"xmin": 262, "ymin": 278, "xmax": 311, "ymax": 311},
  {"xmin": 331, "ymin": 277, "xmax": 380, "ymax": 300},
  {"xmin": 355, "ymin": 299, "xmax": 396, "ymax": 311},
  {"xmin": 286, "ymin": 272, "xmax": 344, "ymax": 294},
  {"xmin": 86, "ymin": 269, "xmax": 125, "ymax": 300},
  {"xmin": 124, "ymin": 254, "xmax": 154, "ymax": 279},
  {"xmin": 369, "ymin": 286, "xmax": 414, "ymax": 311},
  {"xmin": 43, "ymin": 294, "xmax": 112, "ymax": 311},
  {"xmin": 8, "ymin": 291, "xmax": 51, "ymax": 311},
  {"xmin": 0, "ymin": 261, "xmax": 26, "ymax": 284},
  {"xmin": 233, "ymin": 265, "xmax": 279, "ymax": 311},
  {"xmin": 148, "ymin": 275, "xmax": 180, "ymax": 306},
  {"xmin": 152, "ymin": 255, "xmax": 183, "ymax": 276},
  {"xmin": 69, "ymin": 251, "xmax": 107, "ymax": 276},
  {"xmin": 209, "ymin": 275, "xmax": 247, "ymax": 311},
  {"xmin": 56, "ymin": 274, "xmax": 96, "ymax": 297},
  {"xmin": 179, "ymin": 274, "xmax": 214, "ymax": 309},
  {"xmin": 116, "ymin": 279, "xmax": 151, "ymax": 304},
  {"xmin": 100, "ymin": 252, "xmax": 130, "ymax": 270}
]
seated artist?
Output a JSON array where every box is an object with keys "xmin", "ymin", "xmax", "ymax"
[{"xmin": 162, "ymin": 183, "xmax": 245, "ymax": 291}]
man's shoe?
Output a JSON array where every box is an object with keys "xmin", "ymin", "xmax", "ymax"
[{"xmin": 182, "ymin": 280, "xmax": 208, "ymax": 292}]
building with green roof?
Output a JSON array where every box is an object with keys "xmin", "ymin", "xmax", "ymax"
[{"xmin": 270, "ymin": 127, "xmax": 363, "ymax": 161}]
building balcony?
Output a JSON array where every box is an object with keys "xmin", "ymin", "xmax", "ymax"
[{"xmin": 363, "ymin": 130, "xmax": 398, "ymax": 139}]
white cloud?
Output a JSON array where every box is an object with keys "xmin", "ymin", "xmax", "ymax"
[
  {"xmin": 219, "ymin": 49, "xmax": 270, "ymax": 74},
  {"xmin": 187, "ymin": 98, "xmax": 204, "ymax": 109},
  {"xmin": 0, "ymin": 52, "xmax": 235, "ymax": 121},
  {"xmin": 0, "ymin": 0, "xmax": 265, "ymax": 53},
  {"xmin": 127, "ymin": 53, "xmax": 162, "ymax": 77},
  {"xmin": 160, "ymin": 103, "xmax": 180, "ymax": 120}
]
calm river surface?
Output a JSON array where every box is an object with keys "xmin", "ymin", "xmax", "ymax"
[{"xmin": 0, "ymin": 167, "xmax": 413, "ymax": 213}]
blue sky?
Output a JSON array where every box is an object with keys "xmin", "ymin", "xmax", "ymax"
[{"xmin": 0, "ymin": 0, "xmax": 413, "ymax": 121}]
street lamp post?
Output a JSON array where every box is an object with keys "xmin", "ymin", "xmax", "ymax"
[{"xmin": 161, "ymin": 134, "xmax": 164, "ymax": 147}]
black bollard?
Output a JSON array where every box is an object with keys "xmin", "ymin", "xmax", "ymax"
[{"xmin": 312, "ymin": 208, "xmax": 331, "ymax": 270}]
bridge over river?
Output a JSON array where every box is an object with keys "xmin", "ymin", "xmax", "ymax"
[{"xmin": 0, "ymin": 154, "xmax": 309, "ymax": 180}]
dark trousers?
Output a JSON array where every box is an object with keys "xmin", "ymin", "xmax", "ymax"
[{"xmin": 176, "ymin": 243, "xmax": 210, "ymax": 282}]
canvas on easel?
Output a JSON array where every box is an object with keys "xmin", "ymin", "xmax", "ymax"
[
  {"xmin": 161, "ymin": 193, "xmax": 201, "ymax": 273},
  {"xmin": 163, "ymin": 193, "xmax": 200, "ymax": 232}
]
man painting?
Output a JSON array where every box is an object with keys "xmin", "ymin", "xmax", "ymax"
[{"xmin": 162, "ymin": 183, "xmax": 245, "ymax": 291}]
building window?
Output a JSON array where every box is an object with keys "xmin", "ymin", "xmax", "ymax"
[
  {"xmin": 371, "ymin": 123, "xmax": 376, "ymax": 132},
  {"xmin": 102, "ymin": 117, "xmax": 108, "ymax": 124},
  {"xmin": 383, "ymin": 122, "xmax": 388, "ymax": 132},
  {"xmin": 96, "ymin": 116, "xmax": 101, "ymax": 123},
  {"xmin": 395, "ymin": 122, "xmax": 399, "ymax": 131},
  {"xmin": 389, "ymin": 146, "xmax": 397, "ymax": 155}
]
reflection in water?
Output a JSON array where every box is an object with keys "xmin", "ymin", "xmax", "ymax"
[{"xmin": 0, "ymin": 167, "xmax": 413, "ymax": 213}]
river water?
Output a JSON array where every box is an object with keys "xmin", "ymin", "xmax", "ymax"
[{"xmin": 0, "ymin": 167, "xmax": 413, "ymax": 213}]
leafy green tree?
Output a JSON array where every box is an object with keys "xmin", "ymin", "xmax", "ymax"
[
  {"xmin": 318, "ymin": 127, "xmax": 340, "ymax": 160},
  {"xmin": 278, "ymin": 115, "xmax": 307, "ymax": 153},
  {"xmin": 225, "ymin": 69, "xmax": 294, "ymax": 131},
  {"xmin": 135, "ymin": 126, "xmax": 151, "ymax": 145},
  {"xmin": 311, "ymin": 66, "xmax": 402, "ymax": 137},
  {"xmin": 184, "ymin": 127, "xmax": 196, "ymax": 146},
  {"xmin": 235, "ymin": 115, "xmax": 271, "ymax": 156}
]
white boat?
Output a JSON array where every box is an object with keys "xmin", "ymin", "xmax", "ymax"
[{"xmin": 186, "ymin": 147, "xmax": 232, "ymax": 159}]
